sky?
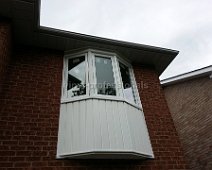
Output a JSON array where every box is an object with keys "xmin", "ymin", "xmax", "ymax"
[{"xmin": 40, "ymin": 0, "xmax": 212, "ymax": 79}]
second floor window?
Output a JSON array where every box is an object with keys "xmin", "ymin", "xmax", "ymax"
[
  {"xmin": 95, "ymin": 56, "xmax": 116, "ymax": 96},
  {"xmin": 62, "ymin": 49, "xmax": 141, "ymax": 107},
  {"xmin": 67, "ymin": 56, "xmax": 86, "ymax": 97}
]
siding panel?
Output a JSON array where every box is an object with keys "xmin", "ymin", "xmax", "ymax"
[{"xmin": 57, "ymin": 98, "xmax": 154, "ymax": 158}]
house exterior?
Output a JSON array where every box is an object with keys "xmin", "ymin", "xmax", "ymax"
[
  {"xmin": 0, "ymin": 0, "xmax": 189, "ymax": 169},
  {"xmin": 161, "ymin": 66, "xmax": 212, "ymax": 170}
]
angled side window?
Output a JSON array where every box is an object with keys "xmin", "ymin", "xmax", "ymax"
[
  {"xmin": 67, "ymin": 56, "xmax": 86, "ymax": 98},
  {"xmin": 119, "ymin": 62, "xmax": 136, "ymax": 103}
]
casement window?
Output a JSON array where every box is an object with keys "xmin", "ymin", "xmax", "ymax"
[
  {"xmin": 67, "ymin": 55, "xmax": 87, "ymax": 97},
  {"xmin": 58, "ymin": 49, "xmax": 154, "ymax": 159},
  {"xmin": 61, "ymin": 49, "xmax": 141, "ymax": 108}
]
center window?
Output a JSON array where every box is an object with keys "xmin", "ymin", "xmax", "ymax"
[
  {"xmin": 95, "ymin": 56, "xmax": 116, "ymax": 96},
  {"xmin": 62, "ymin": 49, "xmax": 141, "ymax": 107}
]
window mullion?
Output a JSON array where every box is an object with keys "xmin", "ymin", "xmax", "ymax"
[
  {"xmin": 113, "ymin": 56, "xmax": 124, "ymax": 98},
  {"xmin": 63, "ymin": 57, "xmax": 68, "ymax": 99},
  {"xmin": 88, "ymin": 51, "xmax": 97, "ymax": 96},
  {"xmin": 85, "ymin": 53, "xmax": 89, "ymax": 97}
]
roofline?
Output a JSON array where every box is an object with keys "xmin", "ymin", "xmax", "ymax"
[
  {"xmin": 35, "ymin": 0, "xmax": 178, "ymax": 56},
  {"xmin": 0, "ymin": 0, "xmax": 179, "ymax": 75},
  {"xmin": 161, "ymin": 65, "xmax": 212, "ymax": 86},
  {"xmin": 38, "ymin": 26, "xmax": 179, "ymax": 56}
]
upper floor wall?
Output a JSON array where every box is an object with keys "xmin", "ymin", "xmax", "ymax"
[
  {"xmin": 0, "ymin": 18, "xmax": 11, "ymax": 94},
  {"xmin": 0, "ymin": 44, "xmax": 189, "ymax": 169}
]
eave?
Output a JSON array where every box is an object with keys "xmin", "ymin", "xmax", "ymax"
[{"xmin": 0, "ymin": 0, "xmax": 179, "ymax": 75}]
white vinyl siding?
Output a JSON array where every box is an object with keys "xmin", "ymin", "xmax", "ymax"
[{"xmin": 57, "ymin": 99, "xmax": 154, "ymax": 159}]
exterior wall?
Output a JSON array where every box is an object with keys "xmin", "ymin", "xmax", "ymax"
[
  {"xmin": 0, "ymin": 46, "xmax": 189, "ymax": 169},
  {"xmin": 163, "ymin": 76, "xmax": 212, "ymax": 170},
  {"xmin": 0, "ymin": 19, "xmax": 11, "ymax": 94},
  {"xmin": 133, "ymin": 65, "xmax": 189, "ymax": 169}
]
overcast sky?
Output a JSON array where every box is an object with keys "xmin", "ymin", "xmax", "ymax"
[{"xmin": 40, "ymin": 0, "xmax": 212, "ymax": 79}]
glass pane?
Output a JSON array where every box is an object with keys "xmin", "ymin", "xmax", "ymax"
[
  {"xmin": 67, "ymin": 56, "xmax": 86, "ymax": 97},
  {"xmin": 119, "ymin": 62, "xmax": 136, "ymax": 103},
  {"xmin": 95, "ymin": 56, "xmax": 116, "ymax": 96}
]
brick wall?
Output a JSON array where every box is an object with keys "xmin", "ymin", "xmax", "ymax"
[
  {"xmin": 0, "ymin": 46, "xmax": 189, "ymax": 169},
  {"xmin": 163, "ymin": 76, "xmax": 212, "ymax": 170},
  {"xmin": 0, "ymin": 47, "xmax": 64, "ymax": 169},
  {"xmin": 0, "ymin": 19, "xmax": 11, "ymax": 94},
  {"xmin": 133, "ymin": 65, "xmax": 189, "ymax": 169}
]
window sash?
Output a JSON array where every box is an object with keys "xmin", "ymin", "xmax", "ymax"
[
  {"xmin": 118, "ymin": 62, "xmax": 136, "ymax": 103},
  {"xmin": 62, "ymin": 53, "xmax": 89, "ymax": 100},
  {"xmin": 91, "ymin": 53, "xmax": 121, "ymax": 98}
]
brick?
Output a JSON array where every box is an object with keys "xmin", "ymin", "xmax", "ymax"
[
  {"xmin": 0, "ymin": 32, "xmax": 189, "ymax": 169},
  {"xmin": 31, "ymin": 161, "xmax": 48, "ymax": 167},
  {"xmin": 0, "ymin": 162, "xmax": 13, "ymax": 167},
  {"xmin": 16, "ymin": 151, "xmax": 32, "ymax": 156},
  {"xmin": 9, "ymin": 156, "xmax": 25, "ymax": 162},
  {"xmin": 14, "ymin": 162, "xmax": 31, "ymax": 167},
  {"xmin": 163, "ymin": 76, "xmax": 212, "ymax": 170}
]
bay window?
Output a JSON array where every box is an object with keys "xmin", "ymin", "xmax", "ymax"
[
  {"xmin": 62, "ymin": 49, "xmax": 141, "ymax": 108},
  {"xmin": 58, "ymin": 49, "xmax": 153, "ymax": 159}
]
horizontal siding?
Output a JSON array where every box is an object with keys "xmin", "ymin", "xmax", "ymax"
[{"xmin": 57, "ymin": 99, "xmax": 154, "ymax": 158}]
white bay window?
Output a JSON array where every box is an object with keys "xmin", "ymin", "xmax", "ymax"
[
  {"xmin": 62, "ymin": 49, "xmax": 141, "ymax": 107},
  {"xmin": 58, "ymin": 49, "xmax": 154, "ymax": 159}
]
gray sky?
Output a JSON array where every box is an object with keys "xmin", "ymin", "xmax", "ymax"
[{"xmin": 40, "ymin": 0, "xmax": 212, "ymax": 79}]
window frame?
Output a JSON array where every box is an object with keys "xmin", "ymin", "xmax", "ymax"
[
  {"xmin": 61, "ymin": 49, "xmax": 142, "ymax": 110},
  {"xmin": 62, "ymin": 52, "xmax": 89, "ymax": 102},
  {"xmin": 117, "ymin": 56, "xmax": 142, "ymax": 107},
  {"xmin": 91, "ymin": 52, "xmax": 121, "ymax": 99}
]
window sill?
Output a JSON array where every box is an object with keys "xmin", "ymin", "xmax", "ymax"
[{"xmin": 61, "ymin": 96, "xmax": 143, "ymax": 111}]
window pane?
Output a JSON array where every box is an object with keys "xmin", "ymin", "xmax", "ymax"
[
  {"xmin": 119, "ymin": 62, "xmax": 136, "ymax": 103},
  {"xmin": 67, "ymin": 56, "xmax": 86, "ymax": 97},
  {"xmin": 95, "ymin": 56, "xmax": 116, "ymax": 96}
]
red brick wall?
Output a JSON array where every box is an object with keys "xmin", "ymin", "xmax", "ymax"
[
  {"xmin": 0, "ymin": 19, "xmax": 11, "ymax": 94},
  {"xmin": 133, "ymin": 65, "xmax": 189, "ymax": 169},
  {"xmin": 0, "ymin": 47, "xmax": 64, "ymax": 169},
  {"xmin": 0, "ymin": 47, "xmax": 189, "ymax": 169},
  {"xmin": 163, "ymin": 76, "xmax": 212, "ymax": 170}
]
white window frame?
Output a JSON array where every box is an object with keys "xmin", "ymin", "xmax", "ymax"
[
  {"xmin": 62, "ymin": 52, "xmax": 89, "ymax": 102},
  {"xmin": 61, "ymin": 49, "xmax": 142, "ymax": 110},
  {"xmin": 117, "ymin": 56, "xmax": 142, "ymax": 107},
  {"xmin": 91, "ymin": 52, "xmax": 122, "ymax": 100}
]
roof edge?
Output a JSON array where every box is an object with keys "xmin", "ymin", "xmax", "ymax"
[
  {"xmin": 0, "ymin": 0, "xmax": 179, "ymax": 75},
  {"xmin": 38, "ymin": 26, "xmax": 179, "ymax": 56},
  {"xmin": 161, "ymin": 65, "xmax": 212, "ymax": 86},
  {"xmin": 35, "ymin": 0, "xmax": 178, "ymax": 56}
]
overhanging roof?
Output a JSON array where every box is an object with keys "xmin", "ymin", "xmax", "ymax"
[{"xmin": 0, "ymin": 0, "xmax": 179, "ymax": 75}]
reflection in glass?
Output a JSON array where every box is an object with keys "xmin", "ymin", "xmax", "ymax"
[
  {"xmin": 119, "ymin": 62, "xmax": 136, "ymax": 103},
  {"xmin": 67, "ymin": 56, "xmax": 86, "ymax": 97},
  {"xmin": 95, "ymin": 56, "xmax": 116, "ymax": 96}
]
